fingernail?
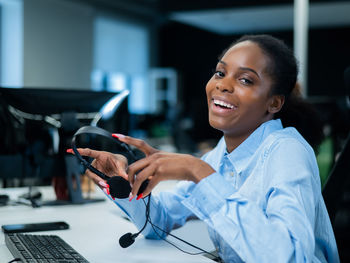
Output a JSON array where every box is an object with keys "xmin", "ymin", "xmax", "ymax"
[
  {"xmin": 129, "ymin": 193, "xmax": 134, "ymax": 202},
  {"xmin": 136, "ymin": 193, "xmax": 143, "ymax": 200},
  {"xmin": 106, "ymin": 187, "xmax": 110, "ymax": 195},
  {"xmin": 99, "ymin": 181, "xmax": 108, "ymax": 188},
  {"xmin": 112, "ymin": 197, "xmax": 115, "ymax": 200},
  {"xmin": 66, "ymin": 149, "xmax": 73, "ymax": 153},
  {"xmin": 112, "ymin": 133, "xmax": 125, "ymax": 139}
]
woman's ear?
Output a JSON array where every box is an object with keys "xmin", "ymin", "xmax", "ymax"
[{"xmin": 268, "ymin": 95, "xmax": 285, "ymax": 114}]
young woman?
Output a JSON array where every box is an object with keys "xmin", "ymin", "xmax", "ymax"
[{"xmin": 73, "ymin": 35, "xmax": 339, "ymax": 262}]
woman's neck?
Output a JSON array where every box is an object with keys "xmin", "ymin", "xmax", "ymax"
[
  {"xmin": 223, "ymin": 121, "xmax": 270, "ymax": 153},
  {"xmin": 224, "ymin": 133, "xmax": 251, "ymax": 153},
  {"xmin": 223, "ymin": 116, "xmax": 274, "ymax": 153}
]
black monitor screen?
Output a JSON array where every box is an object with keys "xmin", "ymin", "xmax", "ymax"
[{"xmin": 0, "ymin": 87, "xmax": 129, "ymax": 181}]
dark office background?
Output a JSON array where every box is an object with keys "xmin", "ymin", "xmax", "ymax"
[
  {"xmin": 0, "ymin": 0, "xmax": 349, "ymax": 181},
  {"xmin": 0, "ymin": 0, "xmax": 348, "ymax": 176},
  {"xmin": 2, "ymin": 0, "xmax": 349, "ymax": 146},
  {"xmin": 1, "ymin": 0, "xmax": 350, "ymax": 259}
]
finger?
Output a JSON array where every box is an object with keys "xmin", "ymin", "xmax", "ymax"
[
  {"xmin": 131, "ymin": 163, "xmax": 156, "ymax": 198},
  {"xmin": 98, "ymin": 181, "xmax": 111, "ymax": 196},
  {"xmin": 84, "ymin": 168, "xmax": 104, "ymax": 185},
  {"xmin": 98, "ymin": 180, "xmax": 109, "ymax": 189},
  {"xmin": 140, "ymin": 176, "xmax": 161, "ymax": 197},
  {"xmin": 112, "ymin": 134, "xmax": 157, "ymax": 156},
  {"xmin": 85, "ymin": 170, "xmax": 111, "ymax": 198},
  {"xmin": 66, "ymin": 149, "xmax": 74, "ymax": 154},
  {"xmin": 112, "ymin": 154, "xmax": 128, "ymax": 180},
  {"xmin": 127, "ymin": 156, "xmax": 153, "ymax": 185},
  {"xmin": 73, "ymin": 148, "xmax": 103, "ymax": 159}
]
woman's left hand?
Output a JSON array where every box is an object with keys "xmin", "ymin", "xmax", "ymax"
[{"xmin": 127, "ymin": 151, "xmax": 215, "ymax": 199}]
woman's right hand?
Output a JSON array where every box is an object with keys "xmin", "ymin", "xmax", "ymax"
[{"xmin": 68, "ymin": 148, "xmax": 129, "ymax": 186}]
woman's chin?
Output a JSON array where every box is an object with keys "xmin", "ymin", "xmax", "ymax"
[{"xmin": 209, "ymin": 119, "xmax": 232, "ymax": 134}]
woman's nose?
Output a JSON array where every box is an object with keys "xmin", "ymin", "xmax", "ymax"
[{"xmin": 216, "ymin": 80, "xmax": 233, "ymax": 93}]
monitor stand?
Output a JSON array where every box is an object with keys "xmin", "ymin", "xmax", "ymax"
[{"xmin": 41, "ymin": 155, "xmax": 105, "ymax": 206}]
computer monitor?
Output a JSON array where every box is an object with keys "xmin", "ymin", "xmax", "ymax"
[{"xmin": 0, "ymin": 87, "xmax": 130, "ymax": 204}]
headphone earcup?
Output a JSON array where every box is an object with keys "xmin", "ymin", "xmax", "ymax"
[{"xmin": 107, "ymin": 176, "xmax": 149, "ymax": 199}]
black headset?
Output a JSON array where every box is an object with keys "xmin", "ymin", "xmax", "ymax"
[
  {"xmin": 71, "ymin": 126, "xmax": 148, "ymax": 199},
  {"xmin": 71, "ymin": 126, "xmax": 149, "ymax": 248},
  {"xmin": 71, "ymin": 126, "xmax": 220, "ymax": 260}
]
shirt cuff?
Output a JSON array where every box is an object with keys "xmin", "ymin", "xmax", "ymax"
[{"xmin": 182, "ymin": 172, "xmax": 236, "ymax": 220}]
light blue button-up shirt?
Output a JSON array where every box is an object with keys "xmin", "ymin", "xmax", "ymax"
[{"xmin": 114, "ymin": 119, "xmax": 339, "ymax": 263}]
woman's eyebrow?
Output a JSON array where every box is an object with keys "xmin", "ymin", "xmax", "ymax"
[
  {"xmin": 239, "ymin": 67, "xmax": 260, "ymax": 78},
  {"xmin": 218, "ymin": 60, "xmax": 260, "ymax": 79}
]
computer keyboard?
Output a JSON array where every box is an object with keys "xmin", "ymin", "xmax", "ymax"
[{"xmin": 5, "ymin": 233, "xmax": 89, "ymax": 262}]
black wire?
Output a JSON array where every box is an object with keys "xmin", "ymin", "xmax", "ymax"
[
  {"xmin": 8, "ymin": 258, "xmax": 21, "ymax": 263},
  {"xmin": 138, "ymin": 192, "xmax": 151, "ymax": 234},
  {"xmin": 142, "ymin": 197, "xmax": 219, "ymax": 259},
  {"xmin": 148, "ymin": 218, "xmax": 204, "ymax": 255}
]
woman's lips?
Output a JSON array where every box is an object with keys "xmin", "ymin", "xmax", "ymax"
[
  {"xmin": 210, "ymin": 98, "xmax": 237, "ymax": 115},
  {"xmin": 213, "ymin": 99, "xmax": 235, "ymax": 109}
]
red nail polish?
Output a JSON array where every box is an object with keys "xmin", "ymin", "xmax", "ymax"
[
  {"xmin": 106, "ymin": 188, "xmax": 110, "ymax": 195},
  {"xmin": 136, "ymin": 193, "xmax": 143, "ymax": 200},
  {"xmin": 66, "ymin": 149, "xmax": 73, "ymax": 153},
  {"xmin": 112, "ymin": 133, "xmax": 125, "ymax": 139}
]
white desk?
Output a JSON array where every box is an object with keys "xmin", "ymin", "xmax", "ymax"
[{"xmin": 0, "ymin": 184, "xmax": 214, "ymax": 263}]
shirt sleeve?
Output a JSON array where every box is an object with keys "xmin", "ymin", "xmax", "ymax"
[{"xmin": 182, "ymin": 138, "xmax": 321, "ymax": 263}]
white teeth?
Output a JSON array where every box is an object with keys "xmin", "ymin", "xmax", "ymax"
[{"xmin": 213, "ymin": 99, "xmax": 234, "ymax": 109}]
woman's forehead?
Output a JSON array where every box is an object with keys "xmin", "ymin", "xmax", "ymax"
[{"xmin": 221, "ymin": 41, "xmax": 271, "ymax": 74}]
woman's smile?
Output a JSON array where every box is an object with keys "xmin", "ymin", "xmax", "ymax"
[{"xmin": 210, "ymin": 97, "xmax": 237, "ymax": 116}]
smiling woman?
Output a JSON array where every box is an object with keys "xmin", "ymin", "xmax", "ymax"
[
  {"xmin": 206, "ymin": 35, "xmax": 324, "ymax": 152},
  {"xmin": 72, "ymin": 35, "xmax": 339, "ymax": 263},
  {"xmin": 206, "ymin": 40, "xmax": 281, "ymax": 151}
]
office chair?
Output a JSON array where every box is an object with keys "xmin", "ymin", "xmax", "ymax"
[
  {"xmin": 321, "ymin": 66, "xmax": 350, "ymax": 262},
  {"xmin": 322, "ymin": 132, "xmax": 350, "ymax": 223},
  {"xmin": 322, "ymin": 66, "xmax": 350, "ymax": 222}
]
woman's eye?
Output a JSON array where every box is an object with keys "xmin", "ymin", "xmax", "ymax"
[
  {"xmin": 239, "ymin": 78, "xmax": 253, "ymax": 85},
  {"xmin": 215, "ymin": 71, "xmax": 225, "ymax": 78}
]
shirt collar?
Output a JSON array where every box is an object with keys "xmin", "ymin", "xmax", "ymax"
[{"xmin": 224, "ymin": 119, "xmax": 283, "ymax": 174}]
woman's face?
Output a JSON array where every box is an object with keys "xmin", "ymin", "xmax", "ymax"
[{"xmin": 206, "ymin": 40, "xmax": 275, "ymax": 138}]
